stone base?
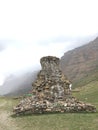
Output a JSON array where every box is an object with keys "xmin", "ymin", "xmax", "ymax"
[{"xmin": 13, "ymin": 96, "xmax": 96, "ymax": 115}]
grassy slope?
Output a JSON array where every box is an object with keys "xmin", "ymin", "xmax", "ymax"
[
  {"xmin": 73, "ymin": 68, "xmax": 98, "ymax": 88},
  {"xmin": 0, "ymin": 81, "xmax": 98, "ymax": 130}
]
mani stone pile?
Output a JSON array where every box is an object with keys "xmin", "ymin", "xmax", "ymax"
[{"xmin": 13, "ymin": 56, "xmax": 96, "ymax": 115}]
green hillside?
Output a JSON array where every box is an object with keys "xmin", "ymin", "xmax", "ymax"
[
  {"xmin": 0, "ymin": 81, "xmax": 98, "ymax": 130},
  {"xmin": 73, "ymin": 68, "xmax": 98, "ymax": 88},
  {"xmin": 73, "ymin": 81, "xmax": 98, "ymax": 106}
]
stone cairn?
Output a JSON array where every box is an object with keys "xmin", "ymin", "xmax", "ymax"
[{"xmin": 13, "ymin": 56, "xmax": 96, "ymax": 115}]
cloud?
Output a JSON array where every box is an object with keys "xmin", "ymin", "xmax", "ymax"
[
  {"xmin": 0, "ymin": 0, "xmax": 98, "ymax": 95},
  {"xmin": 0, "ymin": 41, "xmax": 68, "ymax": 85},
  {"xmin": 0, "ymin": 0, "xmax": 98, "ymax": 42},
  {"xmin": 0, "ymin": 35, "xmax": 97, "ymax": 95}
]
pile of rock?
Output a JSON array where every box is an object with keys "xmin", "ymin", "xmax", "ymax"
[
  {"xmin": 13, "ymin": 56, "xmax": 96, "ymax": 115},
  {"xmin": 13, "ymin": 96, "xmax": 96, "ymax": 114}
]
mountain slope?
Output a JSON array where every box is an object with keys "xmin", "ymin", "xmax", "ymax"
[{"xmin": 60, "ymin": 37, "xmax": 98, "ymax": 87}]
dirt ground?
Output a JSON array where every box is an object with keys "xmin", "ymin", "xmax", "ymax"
[{"xmin": 0, "ymin": 100, "xmax": 19, "ymax": 130}]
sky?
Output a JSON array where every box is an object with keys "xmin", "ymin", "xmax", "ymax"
[{"xmin": 0, "ymin": 0, "xmax": 98, "ymax": 93}]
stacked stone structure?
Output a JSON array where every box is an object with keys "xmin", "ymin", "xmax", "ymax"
[{"xmin": 13, "ymin": 56, "xmax": 96, "ymax": 115}]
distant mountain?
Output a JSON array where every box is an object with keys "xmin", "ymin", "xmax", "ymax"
[
  {"xmin": 60, "ymin": 37, "xmax": 98, "ymax": 87},
  {"xmin": 1, "ymin": 71, "xmax": 38, "ymax": 96}
]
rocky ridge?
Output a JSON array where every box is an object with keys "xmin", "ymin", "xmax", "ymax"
[
  {"xmin": 13, "ymin": 56, "xmax": 96, "ymax": 115},
  {"xmin": 60, "ymin": 37, "xmax": 98, "ymax": 84}
]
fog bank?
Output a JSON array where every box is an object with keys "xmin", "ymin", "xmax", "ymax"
[{"xmin": 0, "ymin": 35, "xmax": 97, "ymax": 95}]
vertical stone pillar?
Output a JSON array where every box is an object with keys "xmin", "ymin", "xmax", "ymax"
[{"xmin": 32, "ymin": 56, "xmax": 70, "ymax": 100}]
